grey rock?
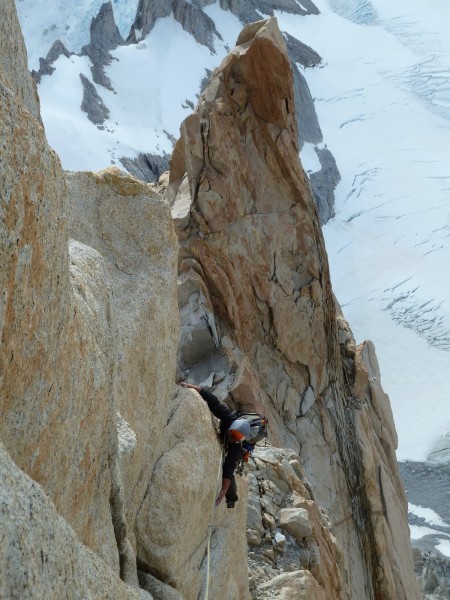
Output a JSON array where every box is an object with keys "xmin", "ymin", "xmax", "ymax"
[
  {"xmin": 127, "ymin": 0, "xmax": 172, "ymax": 43},
  {"xmin": 291, "ymin": 64, "xmax": 322, "ymax": 148},
  {"xmin": 138, "ymin": 570, "xmax": 184, "ymax": 599},
  {"xmin": 32, "ymin": 39, "xmax": 72, "ymax": 84},
  {"xmin": 79, "ymin": 73, "xmax": 110, "ymax": 125},
  {"xmin": 219, "ymin": 0, "xmax": 319, "ymax": 24},
  {"xmin": 414, "ymin": 550, "xmax": 450, "ymax": 599},
  {"xmin": 120, "ymin": 153, "xmax": 170, "ymax": 184},
  {"xmin": 400, "ymin": 461, "xmax": 450, "ymax": 525},
  {"xmin": 183, "ymin": 98, "xmax": 195, "ymax": 110},
  {"xmin": 218, "ymin": 0, "xmax": 261, "ymax": 25},
  {"xmin": 283, "ymin": 31, "xmax": 322, "ymax": 68},
  {"xmin": 220, "ymin": 0, "xmax": 319, "ymax": 23},
  {"xmin": 129, "ymin": 0, "xmax": 221, "ymax": 52},
  {"xmin": 172, "ymin": 0, "xmax": 222, "ymax": 52},
  {"xmin": 299, "ymin": 386, "xmax": 315, "ymax": 416},
  {"xmin": 179, "ymin": 302, "xmax": 218, "ymax": 369},
  {"xmin": 310, "ymin": 146, "xmax": 341, "ymax": 225},
  {"xmin": 200, "ymin": 68, "xmax": 213, "ymax": 95},
  {"xmin": 81, "ymin": 1, "xmax": 123, "ymax": 90},
  {"xmin": 279, "ymin": 508, "xmax": 313, "ymax": 544},
  {"xmin": 193, "ymin": 0, "xmax": 218, "ymax": 7},
  {"xmin": 247, "ymin": 492, "xmax": 265, "ymax": 535}
]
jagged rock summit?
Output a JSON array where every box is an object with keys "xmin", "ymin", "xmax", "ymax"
[{"xmin": 1, "ymin": 3, "xmax": 420, "ymax": 600}]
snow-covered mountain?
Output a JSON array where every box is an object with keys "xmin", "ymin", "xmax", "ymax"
[
  {"xmin": 16, "ymin": 0, "xmax": 326, "ymax": 181},
  {"xmin": 16, "ymin": 0, "xmax": 450, "ymax": 563}
]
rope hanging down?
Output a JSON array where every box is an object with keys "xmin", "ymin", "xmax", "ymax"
[
  {"xmin": 160, "ymin": 449, "xmax": 223, "ymax": 600},
  {"xmin": 204, "ymin": 448, "xmax": 224, "ymax": 600}
]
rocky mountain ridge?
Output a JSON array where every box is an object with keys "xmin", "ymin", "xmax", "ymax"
[{"xmin": 1, "ymin": 1, "xmax": 424, "ymax": 599}]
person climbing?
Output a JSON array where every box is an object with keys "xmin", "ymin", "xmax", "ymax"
[{"xmin": 180, "ymin": 381, "xmax": 267, "ymax": 508}]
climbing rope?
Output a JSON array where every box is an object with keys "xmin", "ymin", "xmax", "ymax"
[
  {"xmin": 160, "ymin": 448, "xmax": 223, "ymax": 600},
  {"xmin": 204, "ymin": 448, "xmax": 224, "ymax": 600}
]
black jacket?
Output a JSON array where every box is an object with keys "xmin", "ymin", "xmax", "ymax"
[{"xmin": 199, "ymin": 388, "xmax": 241, "ymax": 480}]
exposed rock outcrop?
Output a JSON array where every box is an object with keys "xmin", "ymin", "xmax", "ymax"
[
  {"xmin": 1, "ymin": 2, "xmax": 248, "ymax": 598},
  {"xmin": 0, "ymin": 443, "xmax": 144, "ymax": 600},
  {"xmin": 283, "ymin": 31, "xmax": 323, "ymax": 149},
  {"xmin": 310, "ymin": 146, "xmax": 340, "ymax": 224},
  {"xmin": 0, "ymin": 0, "xmax": 40, "ymax": 121},
  {"xmin": 292, "ymin": 65, "xmax": 323, "ymax": 148},
  {"xmin": 414, "ymin": 550, "xmax": 450, "ymax": 598},
  {"xmin": 79, "ymin": 73, "xmax": 110, "ymax": 125},
  {"xmin": 81, "ymin": 1, "xmax": 124, "ymax": 90},
  {"xmin": 280, "ymin": 31, "xmax": 340, "ymax": 223},
  {"xmin": 283, "ymin": 31, "xmax": 322, "ymax": 68},
  {"xmin": 169, "ymin": 17, "xmax": 421, "ymax": 599},
  {"xmin": 120, "ymin": 152, "xmax": 171, "ymax": 183},
  {"xmin": 246, "ymin": 445, "xmax": 345, "ymax": 599},
  {"xmin": 31, "ymin": 39, "xmax": 72, "ymax": 84},
  {"xmin": 128, "ymin": 0, "xmax": 221, "ymax": 52},
  {"xmin": 219, "ymin": 0, "xmax": 319, "ymax": 24}
]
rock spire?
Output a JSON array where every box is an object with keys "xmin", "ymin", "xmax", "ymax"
[{"xmin": 170, "ymin": 17, "xmax": 421, "ymax": 599}]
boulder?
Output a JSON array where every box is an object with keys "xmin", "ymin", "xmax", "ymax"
[
  {"xmin": 279, "ymin": 508, "xmax": 313, "ymax": 543},
  {"xmin": 258, "ymin": 569, "xmax": 326, "ymax": 600}
]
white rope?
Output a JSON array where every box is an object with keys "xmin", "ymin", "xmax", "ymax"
[
  {"xmin": 204, "ymin": 448, "xmax": 224, "ymax": 600},
  {"xmin": 159, "ymin": 448, "xmax": 223, "ymax": 600}
]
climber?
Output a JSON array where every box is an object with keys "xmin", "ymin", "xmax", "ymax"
[{"xmin": 180, "ymin": 382, "xmax": 267, "ymax": 508}]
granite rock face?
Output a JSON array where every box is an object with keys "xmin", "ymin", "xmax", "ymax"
[
  {"xmin": 0, "ymin": 0, "xmax": 41, "ymax": 121},
  {"xmin": 169, "ymin": 18, "xmax": 421, "ymax": 599},
  {"xmin": 246, "ymin": 445, "xmax": 345, "ymax": 599},
  {"xmin": 1, "ymin": 2, "xmax": 422, "ymax": 599},
  {"xmin": 1, "ymin": 3, "xmax": 248, "ymax": 598},
  {"xmin": 0, "ymin": 443, "xmax": 144, "ymax": 600}
]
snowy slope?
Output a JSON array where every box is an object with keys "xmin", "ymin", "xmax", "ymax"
[
  {"xmin": 16, "ymin": 0, "xmax": 450, "ymax": 473},
  {"xmin": 16, "ymin": 0, "xmax": 139, "ymax": 69},
  {"xmin": 17, "ymin": 1, "xmax": 242, "ymax": 173}
]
